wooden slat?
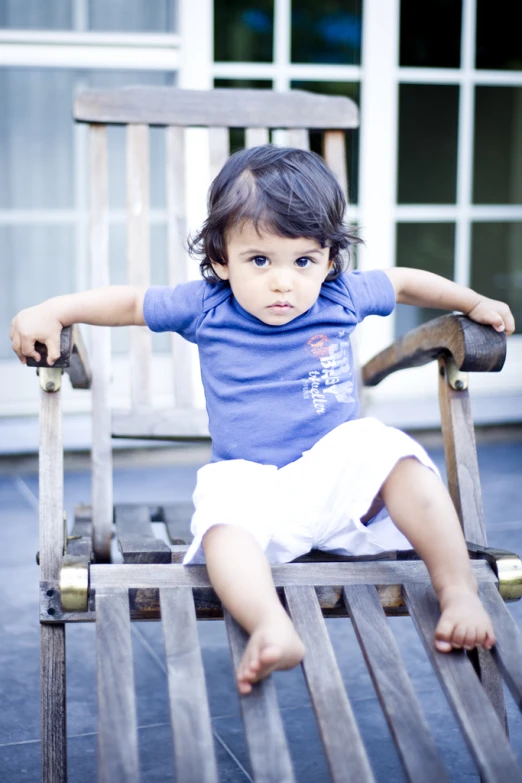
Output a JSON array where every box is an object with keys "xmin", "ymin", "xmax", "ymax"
[
  {"xmin": 162, "ymin": 502, "xmax": 194, "ymax": 544},
  {"xmin": 111, "ymin": 407, "xmax": 209, "ymax": 439},
  {"xmin": 323, "ymin": 130, "xmax": 348, "ymax": 198},
  {"xmin": 89, "ymin": 124, "xmax": 113, "ymax": 562},
  {"xmin": 96, "ymin": 587, "xmax": 140, "ymax": 783},
  {"xmin": 127, "ymin": 123, "xmax": 152, "ymax": 409},
  {"xmin": 160, "ymin": 588, "xmax": 218, "ymax": 783},
  {"xmin": 404, "ymin": 583, "xmax": 522, "ymax": 782},
  {"xmin": 245, "ymin": 127, "xmax": 269, "ymax": 148},
  {"xmin": 209, "ymin": 126, "xmax": 229, "ymax": 180},
  {"xmin": 166, "ymin": 125, "xmax": 193, "ymax": 408},
  {"xmin": 39, "ymin": 388, "xmax": 63, "ymax": 583},
  {"xmin": 41, "ymin": 624, "xmax": 66, "ymax": 783},
  {"xmin": 287, "ymin": 128, "xmax": 310, "ymax": 150},
  {"xmin": 224, "ymin": 611, "xmax": 295, "ymax": 783},
  {"xmin": 75, "ymin": 87, "xmax": 359, "ymax": 129},
  {"xmin": 438, "ymin": 356, "xmax": 486, "ymax": 544},
  {"xmin": 363, "ymin": 315, "xmax": 506, "ymax": 388},
  {"xmin": 343, "ymin": 585, "xmax": 449, "ymax": 783},
  {"xmin": 115, "ymin": 504, "xmax": 171, "ymax": 564},
  {"xmin": 479, "ymin": 583, "xmax": 522, "ymax": 710},
  {"xmin": 91, "ymin": 560, "xmax": 496, "ymax": 591},
  {"xmin": 285, "ymin": 586, "xmax": 374, "ymax": 783}
]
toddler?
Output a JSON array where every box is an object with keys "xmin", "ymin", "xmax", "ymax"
[{"xmin": 10, "ymin": 146, "xmax": 515, "ymax": 695}]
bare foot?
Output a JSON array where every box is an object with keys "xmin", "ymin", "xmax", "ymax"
[
  {"xmin": 237, "ymin": 613, "xmax": 305, "ymax": 695},
  {"xmin": 434, "ymin": 585, "xmax": 496, "ymax": 653}
]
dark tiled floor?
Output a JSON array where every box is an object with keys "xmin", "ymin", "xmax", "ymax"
[{"xmin": 1, "ymin": 439, "xmax": 522, "ymax": 782}]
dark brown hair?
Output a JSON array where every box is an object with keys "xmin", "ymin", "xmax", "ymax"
[{"xmin": 188, "ymin": 145, "xmax": 361, "ymax": 283}]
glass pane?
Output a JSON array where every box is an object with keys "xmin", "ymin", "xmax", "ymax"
[
  {"xmin": 471, "ymin": 223, "xmax": 522, "ymax": 335},
  {"xmin": 88, "ymin": 0, "xmax": 175, "ymax": 33},
  {"xmin": 0, "ymin": 225, "xmax": 75, "ymax": 359},
  {"xmin": 291, "ymin": 0, "xmax": 362, "ymax": 65},
  {"xmin": 214, "ymin": 0, "xmax": 273, "ymax": 63},
  {"xmin": 0, "ymin": 69, "xmax": 75, "ymax": 208},
  {"xmin": 0, "ymin": 68, "xmax": 174, "ymax": 211},
  {"xmin": 400, "ymin": 0, "xmax": 461, "ymax": 68},
  {"xmin": 473, "ymin": 87, "xmax": 522, "ymax": 205},
  {"xmin": 476, "ymin": 0, "xmax": 522, "ymax": 71},
  {"xmin": 395, "ymin": 222, "xmax": 455, "ymax": 337},
  {"xmin": 291, "ymin": 81, "xmax": 360, "ymax": 204},
  {"xmin": 0, "ymin": 0, "xmax": 72, "ymax": 29},
  {"xmin": 398, "ymin": 84, "xmax": 459, "ymax": 204}
]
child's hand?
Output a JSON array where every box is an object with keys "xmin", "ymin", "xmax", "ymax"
[
  {"xmin": 9, "ymin": 305, "xmax": 64, "ymax": 365},
  {"xmin": 466, "ymin": 297, "xmax": 515, "ymax": 337}
]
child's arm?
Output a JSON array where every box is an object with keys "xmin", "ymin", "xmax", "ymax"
[
  {"xmin": 384, "ymin": 268, "xmax": 515, "ymax": 336},
  {"xmin": 10, "ymin": 286, "xmax": 147, "ymax": 365}
]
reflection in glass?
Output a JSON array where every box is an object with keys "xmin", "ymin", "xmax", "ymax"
[
  {"xmin": 0, "ymin": 225, "xmax": 75, "ymax": 359},
  {"xmin": 399, "ymin": 0, "xmax": 461, "ymax": 68},
  {"xmin": 0, "ymin": 0, "xmax": 72, "ymax": 29},
  {"xmin": 88, "ymin": 0, "xmax": 175, "ymax": 33},
  {"xmin": 291, "ymin": 81, "xmax": 360, "ymax": 204},
  {"xmin": 398, "ymin": 85, "xmax": 459, "ymax": 204},
  {"xmin": 214, "ymin": 0, "xmax": 273, "ymax": 63},
  {"xmin": 473, "ymin": 87, "xmax": 522, "ymax": 205},
  {"xmin": 471, "ymin": 223, "xmax": 522, "ymax": 335},
  {"xmin": 476, "ymin": 0, "xmax": 522, "ymax": 71},
  {"xmin": 395, "ymin": 223, "xmax": 455, "ymax": 337},
  {"xmin": 291, "ymin": 0, "xmax": 362, "ymax": 65}
]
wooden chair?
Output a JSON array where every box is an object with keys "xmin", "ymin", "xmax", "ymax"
[{"xmin": 30, "ymin": 87, "xmax": 522, "ymax": 783}]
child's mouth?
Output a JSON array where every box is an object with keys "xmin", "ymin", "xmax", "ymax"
[{"xmin": 268, "ymin": 302, "xmax": 293, "ymax": 311}]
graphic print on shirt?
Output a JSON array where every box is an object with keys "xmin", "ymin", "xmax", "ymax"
[{"xmin": 302, "ymin": 332, "xmax": 354, "ymax": 415}]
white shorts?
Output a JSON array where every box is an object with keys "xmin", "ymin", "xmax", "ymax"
[{"xmin": 183, "ymin": 418, "xmax": 440, "ymax": 565}]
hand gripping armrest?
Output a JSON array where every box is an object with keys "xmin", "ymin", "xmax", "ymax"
[
  {"xmin": 26, "ymin": 325, "xmax": 92, "ymax": 389},
  {"xmin": 362, "ymin": 314, "xmax": 507, "ymax": 387}
]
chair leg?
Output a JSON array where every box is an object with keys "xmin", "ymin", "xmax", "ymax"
[
  {"xmin": 41, "ymin": 623, "xmax": 67, "ymax": 783},
  {"xmin": 469, "ymin": 647, "xmax": 509, "ymax": 734}
]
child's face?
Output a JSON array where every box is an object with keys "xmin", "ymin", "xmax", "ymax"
[{"xmin": 212, "ymin": 222, "xmax": 333, "ymax": 325}]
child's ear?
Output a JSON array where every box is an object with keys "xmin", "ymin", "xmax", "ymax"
[{"xmin": 211, "ymin": 260, "xmax": 229, "ymax": 281}]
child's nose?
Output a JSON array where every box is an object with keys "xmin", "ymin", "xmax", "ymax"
[{"xmin": 271, "ymin": 271, "xmax": 292, "ymax": 292}]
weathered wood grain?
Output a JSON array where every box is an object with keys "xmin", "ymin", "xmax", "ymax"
[
  {"xmin": 161, "ymin": 502, "xmax": 194, "ymax": 544},
  {"xmin": 41, "ymin": 623, "xmax": 66, "ymax": 783},
  {"xmin": 39, "ymin": 387, "xmax": 64, "ymax": 583},
  {"xmin": 363, "ymin": 315, "xmax": 506, "ymax": 387},
  {"xmin": 115, "ymin": 504, "xmax": 171, "ymax": 564},
  {"xmin": 343, "ymin": 584, "xmax": 449, "ymax": 782},
  {"xmin": 323, "ymin": 130, "xmax": 348, "ymax": 198},
  {"xmin": 438, "ymin": 356, "xmax": 486, "ymax": 543},
  {"xmin": 127, "ymin": 123, "xmax": 152, "ymax": 409},
  {"xmin": 91, "ymin": 559, "xmax": 496, "ymax": 590},
  {"xmin": 225, "ymin": 611, "xmax": 295, "ymax": 783},
  {"xmin": 74, "ymin": 87, "xmax": 359, "ymax": 129},
  {"xmin": 245, "ymin": 127, "xmax": 269, "ymax": 148},
  {"xmin": 89, "ymin": 123, "xmax": 113, "ymax": 562},
  {"xmin": 166, "ymin": 124, "xmax": 193, "ymax": 408},
  {"xmin": 404, "ymin": 583, "xmax": 522, "ymax": 781},
  {"xmin": 285, "ymin": 585, "xmax": 374, "ymax": 782},
  {"xmin": 160, "ymin": 588, "xmax": 218, "ymax": 783},
  {"xmin": 96, "ymin": 587, "xmax": 140, "ymax": 783},
  {"xmin": 111, "ymin": 407, "xmax": 210, "ymax": 439},
  {"xmin": 479, "ymin": 583, "xmax": 522, "ymax": 712}
]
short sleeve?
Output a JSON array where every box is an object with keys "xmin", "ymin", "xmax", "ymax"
[
  {"xmin": 143, "ymin": 280, "xmax": 206, "ymax": 343},
  {"xmin": 339, "ymin": 270, "xmax": 396, "ymax": 322}
]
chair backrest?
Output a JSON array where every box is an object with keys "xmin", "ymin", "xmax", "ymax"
[{"xmin": 73, "ymin": 87, "xmax": 359, "ymax": 558}]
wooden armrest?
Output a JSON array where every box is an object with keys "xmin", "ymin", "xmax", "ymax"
[
  {"xmin": 26, "ymin": 325, "xmax": 92, "ymax": 389},
  {"xmin": 362, "ymin": 314, "xmax": 506, "ymax": 387}
]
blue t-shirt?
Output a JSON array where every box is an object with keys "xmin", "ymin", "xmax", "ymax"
[{"xmin": 143, "ymin": 270, "xmax": 395, "ymax": 468}]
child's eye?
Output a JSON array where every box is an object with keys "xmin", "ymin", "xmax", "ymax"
[
  {"xmin": 295, "ymin": 257, "xmax": 314, "ymax": 269},
  {"xmin": 252, "ymin": 256, "xmax": 270, "ymax": 268}
]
